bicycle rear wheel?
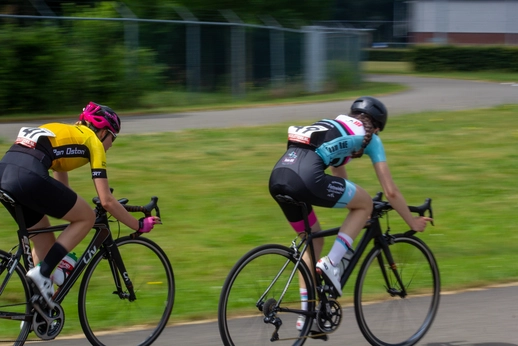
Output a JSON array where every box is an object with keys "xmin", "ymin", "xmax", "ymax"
[
  {"xmin": 218, "ymin": 244, "xmax": 315, "ymax": 346},
  {"xmin": 0, "ymin": 250, "xmax": 32, "ymax": 346},
  {"xmin": 354, "ymin": 233, "xmax": 440, "ymax": 346},
  {"xmin": 78, "ymin": 237, "xmax": 175, "ymax": 346}
]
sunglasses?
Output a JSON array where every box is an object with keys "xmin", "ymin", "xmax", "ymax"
[{"xmin": 107, "ymin": 129, "xmax": 117, "ymax": 142}]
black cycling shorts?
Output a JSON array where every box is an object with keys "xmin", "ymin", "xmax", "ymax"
[
  {"xmin": 269, "ymin": 147, "xmax": 355, "ymax": 223},
  {"xmin": 0, "ymin": 151, "xmax": 77, "ymax": 228}
]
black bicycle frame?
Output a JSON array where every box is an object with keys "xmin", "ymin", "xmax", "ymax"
[
  {"xmin": 268, "ymin": 193, "xmax": 431, "ymax": 322},
  {"xmin": 2, "ymin": 210, "xmax": 134, "ymax": 311},
  {"xmin": 303, "ymin": 216, "xmax": 400, "ymax": 294}
]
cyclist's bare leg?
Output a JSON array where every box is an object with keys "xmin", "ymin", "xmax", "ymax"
[
  {"xmin": 301, "ymin": 220, "xmax": 324, "ymax": 274},
  {"xmin": 28, "ymin": 196, "xmax": 95, "ymax": 260},
  {"xmin": 55, "ymin": 196, "xmax": 96, "ymax": 251},
  {"xmin": 340, "ymin": 185, "xmax": 372, "ymax": 240},
  {"xmin": 29, "ymin": 216, "xmax": 54, "ymax": 265},
  {"xmin": 25, "ymin": 196, "xmax": 95, "ymax": 307},
  {"xmin": 298, "ymin": 221, "xmax": 324, "ymax": 324},
  {"xmin": 324, "ymin": 185, "xmax": 372, "ymax": 266}
]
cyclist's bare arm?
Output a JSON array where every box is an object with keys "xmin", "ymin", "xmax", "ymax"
[
  {"xmin": 373, "ymin": 161, "xmax": 432, "ymax": 231},
  {"xmin": 93, "ymin": 178, "xmax": 142, "ymax": 230}
]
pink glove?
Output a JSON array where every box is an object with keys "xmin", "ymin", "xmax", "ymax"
[{"xmin": 138, "ymin": 216, "xmax": 161, "ymax": 233}]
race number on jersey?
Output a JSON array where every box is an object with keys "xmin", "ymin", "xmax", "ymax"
[
  {"xmin": 15, "ymin": 127, "xmax": 56, "ymax": 149},
  {"xmin": 288, "ymin": 125, "xmax": 328, "ymax": 145}
]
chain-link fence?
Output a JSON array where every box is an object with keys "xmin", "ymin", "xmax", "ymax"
[{"xmin": 0, "ymin": 12, "xmax": 367, "ymax": 113}]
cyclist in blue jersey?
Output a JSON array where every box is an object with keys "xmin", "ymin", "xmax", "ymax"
[{"xmin": 268, "ymin": 96, "xmax": 432, "ymax": 329}]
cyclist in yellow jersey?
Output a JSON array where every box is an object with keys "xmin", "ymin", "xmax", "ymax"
[{"xmin": 0, "ymin": 102, "xmax": 161, "ymax": 308}]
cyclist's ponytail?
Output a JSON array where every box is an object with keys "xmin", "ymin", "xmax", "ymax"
[{"xmin": 349, "ymin": 113, "xmax": 375, "ymax": 158}]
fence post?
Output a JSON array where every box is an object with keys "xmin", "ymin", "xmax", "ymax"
[
  {"xmin": 176, "ymin": 7, "xmax": 201, "ymax": 92},
  {"xmin": 303, "ymin": 26, "xmax": 326, "ymax": 93},
  {"xmin": 260, "ymin": 15, "xmax": 286, "ymax": 90},
  {"xmin": 28, "ymin": 0, "xmax": 55, "ymax": 16},
  {"xmin": 221, "ymin": 10, "xmax": 246, "ymax": 98},
  {"xmin": 115, "ymin": 3, "xmax": 139, "ymax": 80}
]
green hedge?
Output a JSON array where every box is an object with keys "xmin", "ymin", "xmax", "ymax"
[
  {"xmin": 363, "ymin": 48, "xmax": 411, "ymax": 62},
  {"xmin": 411, "ymin": 45, "xmax": 518, "ymax": 72},
  {"xmin": 363, "ymin": 46, "xmax": 518, "ymax": 73}
]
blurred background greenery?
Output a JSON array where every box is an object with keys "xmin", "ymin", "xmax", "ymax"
[{"xmin": 3, "ymin": 0, "xmax": 517, "ymax": 118}]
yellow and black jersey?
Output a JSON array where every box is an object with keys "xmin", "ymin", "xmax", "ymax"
[{"xmin": 14, "ymin": 123, "xmax": 107, "ymax": 179}]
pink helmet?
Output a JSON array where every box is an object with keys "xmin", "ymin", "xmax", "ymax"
[{"xmin": 79, "ymin": 102, "xmax": 121, "ymax": 134}]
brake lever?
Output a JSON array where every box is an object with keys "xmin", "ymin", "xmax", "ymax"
[{"xmin": 426, "ymin": 198, "xmax": 434, "ymax": 226}]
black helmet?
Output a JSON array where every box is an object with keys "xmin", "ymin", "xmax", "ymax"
[{"xmin": 350, "ymin": 96, "xmax": 388, "ymax": 131}]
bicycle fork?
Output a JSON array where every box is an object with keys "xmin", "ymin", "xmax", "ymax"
[
  {"xmin": 103, "ymin": 241, "xmax": 137, "ymax": 301},
  {"xmin": 377, "ymin": 234, "xmax": 407, "ymax": 298}
]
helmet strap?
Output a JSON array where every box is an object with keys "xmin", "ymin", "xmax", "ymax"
[
  {"xmin": 100, "ymin": 130, "xmax": 111, "ymax": 143},
  {"xmin": 85, "ymin": 122, "xmax": 109, "ymax": 142}
]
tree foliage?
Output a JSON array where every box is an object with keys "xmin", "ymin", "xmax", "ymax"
[
  {"xmin": 7, "ymin": 0, "xmax": 397, "ymax": 23},
  {"xmin": 0, "ymin": 3, "xmax": 164, "ymax": 114}
]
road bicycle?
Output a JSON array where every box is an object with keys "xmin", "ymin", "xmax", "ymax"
[
  {"xmin": 0, "ymin": 188, "xmax": 175, "ymax": 346},
  {"xmin": 218, "ymin": 192, "xmax": 440, "ymax": 346}
]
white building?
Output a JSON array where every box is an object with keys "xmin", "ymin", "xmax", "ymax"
[{"xmin": 409, "ymin": 0, "xmax": 518, "ymax": 45}]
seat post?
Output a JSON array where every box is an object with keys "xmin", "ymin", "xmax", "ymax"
[
  {"xmin": 0, "ymin": 189, "xmax": 32, "ymax": 269},
  {"xmin": 0, "ymin": 189, "xmax": 28, "ymax": 234},
  {"xmin": 14, "ymin": 204, "xmax": 29, "ymax": 235},
  {"xmin": 299, "ymin": 202, "xmax": 311, "ymax": 234}
]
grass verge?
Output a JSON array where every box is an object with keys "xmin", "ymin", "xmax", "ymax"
[{"xmin": 1, "ymin": 104, "xmax": 517, "ymax": 333}]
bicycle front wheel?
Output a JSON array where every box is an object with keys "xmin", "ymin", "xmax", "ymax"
[
  {"xmin": 218, "ymin": 244, "xmax": 315, "ymax": 346},
  {"xmin": 354, "ymin": 233, "xmax": 440, "ymax": 346},
  {"xmin": 78, "ymin": 236, "xmax": 175, "ymax": 346},
  {"xmin": 0, "ymin": 250, "xmax": 32, "ymax": 346}
]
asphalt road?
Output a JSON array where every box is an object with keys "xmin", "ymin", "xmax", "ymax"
[
  {"xmin": 1, "ymin": 75, "xmax": 518, "ymax": 141},
  {"xmin": 30, "ymin": 284, "xmax": 518, "ymax": 346},
  {"xmin": 7, "ymin": 75, "xmax": 518, "ymax": 345}
]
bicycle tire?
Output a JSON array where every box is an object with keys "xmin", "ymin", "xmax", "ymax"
[
  {"xmin": 0, "ymin": 250, "xmax": 32, "ymax": 346},
  {"xmin": 354, "ymin": 233, "xmax": 440, "ymax": 346},
  {"xmin": 218, "ymin": 244, "xmax": 315, "ymax": 346},
  {"xmin": 77, "ymin": 236, "xmax": 175, "ymax": 346}
]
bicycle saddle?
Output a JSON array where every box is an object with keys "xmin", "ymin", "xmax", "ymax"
[{"xmin": 0, "ymin": 188, "xmax": 16, "ymax": 205}]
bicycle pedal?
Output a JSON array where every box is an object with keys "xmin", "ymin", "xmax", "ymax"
[{"xmin": 29, "ymin": 293, "xmax": 40, "ymax": 304}]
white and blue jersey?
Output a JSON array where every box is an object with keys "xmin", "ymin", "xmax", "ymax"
[{"xmin": 269, "ymin": 115, "xmax": 387, "ymax": 225}]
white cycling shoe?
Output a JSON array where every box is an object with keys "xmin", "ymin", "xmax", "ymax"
[
  {"xmin": 316, "ymin": 256, "xmax": 346, "ymax": 297},
  {"xmin": 26, "ymin": 266, "xmax": 56, "ymax": 309}
]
